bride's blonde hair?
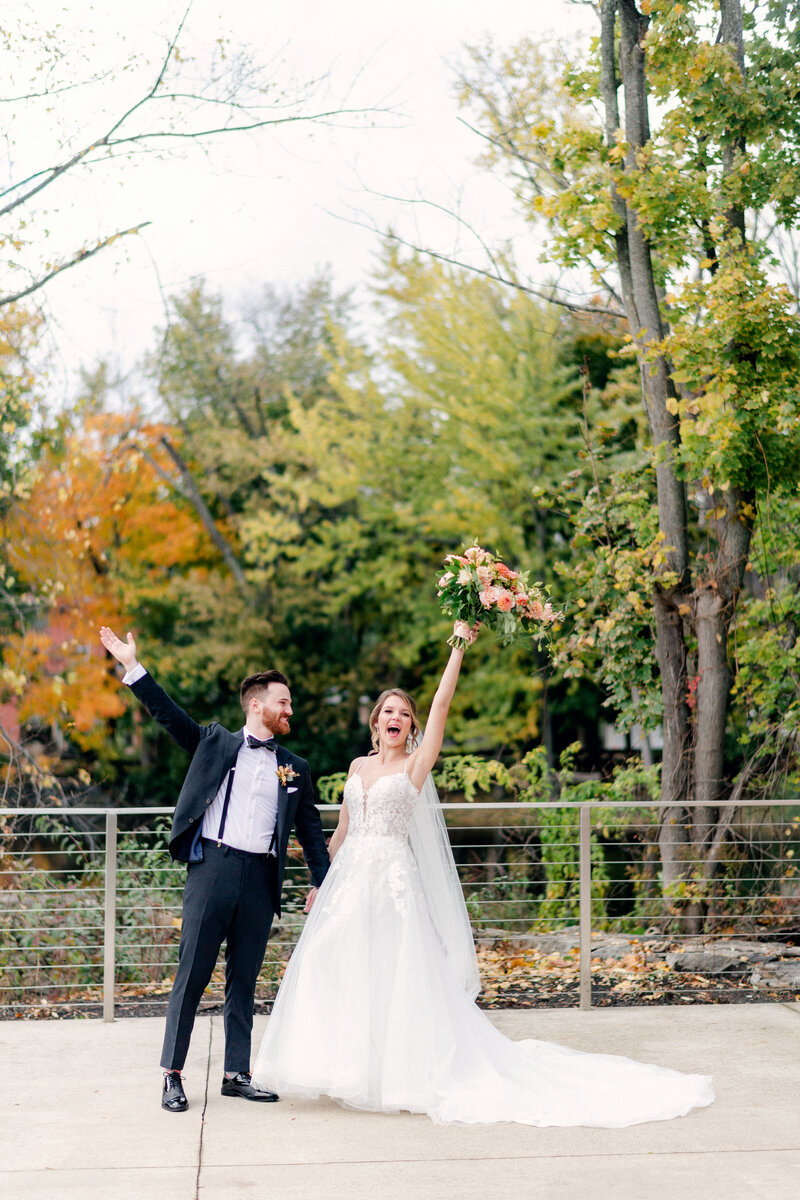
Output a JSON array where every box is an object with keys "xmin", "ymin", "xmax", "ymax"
[{"xmin": 368, "ymin": 689, "xmax": 420, "ymax": 754}]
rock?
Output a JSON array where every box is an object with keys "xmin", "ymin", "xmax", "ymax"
[
  {"xmin": 725, "ymin": 939, "xmax": 799, "ymax": 964},
  {"xmin": 750, "ymin": 961, "xmax": 800, "ymax": 989},
  {"xmin": 481, "ymin": 929, "xmax": 800, "ymax": 986},
  {"xmin": 529, "ymin": 933, "xmax": 580, "ymax": 954},
  {"xmin": 665, "ymin": 938, "xmax": 800, "ymax": 975},
  {"xmin": 482, "ymin": 929, "xmax": 581, "ymax": 954},
  {"xmin": 588, "ymin": 939, "xmax": 637, "ymax": 961},
  {"xmin": 665, "ymin": 948, "xmax": 749, "ymax": 975}
]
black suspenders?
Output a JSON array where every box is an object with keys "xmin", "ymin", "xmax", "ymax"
[{"xmin": 216, "ymin": 760, "xmax": 279, "ymax": 855}]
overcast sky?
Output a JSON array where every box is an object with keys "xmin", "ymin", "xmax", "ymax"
[{"xmin": 5, "ymin": 1, "xmax": 594, "ymax": 392}]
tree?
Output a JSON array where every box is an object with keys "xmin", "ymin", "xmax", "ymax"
[
  {"xmin": 143, "ymin": 255, "xmax": 633, "ymax": 764},
  {"xmin": 3, "ymin": 407, "xmax": 210, "ymax": 746},
  {"xmin": 4, "ymin": 257, "xmax": 635, "ymax": 796},
  {"xmin": 0, "ymin": 5, "xmax": 382, "ymax": 307},
  {"xmin": 0, "ymin": 302, "xmax": 49, "ymax": 805},
  {"xmin": 459, "ymin": 1, "xmax": 800, "ymax": 924}
]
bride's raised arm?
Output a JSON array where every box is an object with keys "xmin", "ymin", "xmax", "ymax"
[{"xmin": 407, "ymin": 624, "xmax": 478, "ymax": 790}]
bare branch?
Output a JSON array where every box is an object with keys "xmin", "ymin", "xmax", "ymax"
[
  {"xmin": 348, "ymin": 177, "xmax": 510, "ymax": 286},
  {"xmin": 366, "ymin": 223, "xmax": 626, "ymax": 318},
  {"xmin": 0, "ymin": 4, "xmax": 391, "ymax": 307},
  {"xmin": 0, "ymin": 65, "xmax": 118, "ymax": 104},
  {"xmin": 158, "ymin": 435, "xmax": 251, "ymax": 602},
  {"xmin": 0, "ymin": 224, "xmax": 151, "ymax": 308},
  {"xmin": 99, "ymin": 105, "xmax": 389, "ymax": 150}
]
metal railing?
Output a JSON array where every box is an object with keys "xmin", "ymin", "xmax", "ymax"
[{"xmin": 1, "ymin": 799, "xmax": 798, "ymax": 1019}]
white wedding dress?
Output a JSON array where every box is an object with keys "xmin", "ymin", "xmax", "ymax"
[{"xmin": 252, "ymin": 769, "xmax": 714, "ymax": 1126}]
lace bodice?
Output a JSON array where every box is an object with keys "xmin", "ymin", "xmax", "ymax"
[{"xmin": 343, "ymin": 771, "xmax": 420, "ymax": 841}]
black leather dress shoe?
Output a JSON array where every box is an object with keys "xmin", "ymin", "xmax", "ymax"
[
  {"xmin": 162, "ymin": 1070, "xmax": 189, "ymax": 1112},
  {"xmin": 221, "ymin": 1071, "xmax": 279, "ymax": 1102}
]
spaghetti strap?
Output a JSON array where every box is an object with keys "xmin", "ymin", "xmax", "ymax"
[{"xmin": 353, "ymin": 757, "xmax": 366, "ymax": 776}]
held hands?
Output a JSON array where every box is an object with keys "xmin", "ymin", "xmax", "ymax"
[
  {"xmin": 99, "ymin": 625, "xmax": 138, "ymax": 672},
  {"xmin": 304, "ymin": 887, "xmax": 319, "ymax": 914},
  {"xmin": 452, "ymin": 620, "xmax": 480, "ymax": 647}
]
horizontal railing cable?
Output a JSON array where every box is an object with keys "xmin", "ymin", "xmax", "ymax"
[{"xmin": 1, "ymin": 800, "xmax": 797, "ymax": 1017}]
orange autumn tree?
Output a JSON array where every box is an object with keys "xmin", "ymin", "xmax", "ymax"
[
  {"xmin": 5, "ymin": 409, "xmax": 214, "ymax": 754},
  {"xmin": 1, "ymin": 305, "xmax": 41, "ymax": 787}
]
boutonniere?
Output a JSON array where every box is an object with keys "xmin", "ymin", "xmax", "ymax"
[{"xmin": 276, "ymin": 765, "xmax": 300, "ymax": 787}]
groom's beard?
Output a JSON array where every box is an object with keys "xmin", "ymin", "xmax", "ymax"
[{"xmin": 264, "ymin": 715, "xmax": 291, "ymax": 737}]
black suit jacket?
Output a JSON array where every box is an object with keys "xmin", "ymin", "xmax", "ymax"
[{"xmin": 129, "ymin": 672, "xmax": 329, "ymax": 916}]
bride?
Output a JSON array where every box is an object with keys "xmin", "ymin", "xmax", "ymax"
[{"xmin": 252, "ymin": 625, "xmax": 714, "ymax": 1127}]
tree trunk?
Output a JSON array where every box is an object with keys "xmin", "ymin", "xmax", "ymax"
[
  {"xmin": 159, "ymin": 436, "xmax": 252, "ymax": 602},
  {"xmin": 683, "ymin": 0, "xmax": 752, "ymax": 927},
  {"xmin": 603, "ymin": 2, "xmax": 756, "ymax": 930},
  {"xmin": 603, "ymin": 2, "xmax": 694, "ymax": 902},
  {"xmin": 719, "ymin": 0, "xmax": 747, "ymax": 244}
]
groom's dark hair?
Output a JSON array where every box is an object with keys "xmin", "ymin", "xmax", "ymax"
[{"xmin": 240, "ymin": 669, "xmax": 290, "ymax": 713}]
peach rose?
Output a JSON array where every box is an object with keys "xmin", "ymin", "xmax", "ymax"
[
  {"xmin": 495, "ymin": 588, "xmax": 515, "ymax": 612},
  {"xmin": 478, "ymin": 585, "xmax": 503, "ymax": 609}
]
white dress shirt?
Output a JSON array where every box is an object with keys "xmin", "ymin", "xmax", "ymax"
[{"xmin": 123, "ymin": 663, "xmax": 280, "ymax": 854}]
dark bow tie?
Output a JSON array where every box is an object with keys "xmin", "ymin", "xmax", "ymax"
[{"xmin": 246, "ymin": 735, "xmax": 278, "ymax": 751}]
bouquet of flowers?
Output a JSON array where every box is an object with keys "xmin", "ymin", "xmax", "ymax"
[{"xmin": 437, "ymin": 541, "xmax": 562, "ymax": 649}]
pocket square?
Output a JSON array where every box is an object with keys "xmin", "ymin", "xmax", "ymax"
[{"xmin": 288, "ymin": 786, "xmax": 299, "ymax": 793}]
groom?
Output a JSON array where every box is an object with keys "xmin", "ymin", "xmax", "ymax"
[{"xmin": 99, "ymin": 626, "xmax": 330, "ymax": 1113}]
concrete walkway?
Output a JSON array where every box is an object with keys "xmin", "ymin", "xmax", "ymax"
[{"xmin": 2, "ymin": 1003, "xmax": 798, "ymax": 1200}]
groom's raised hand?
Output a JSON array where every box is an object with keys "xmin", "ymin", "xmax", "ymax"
[{"xmin": 99, "ymin": 625, "xmax": 139, "ymax": 673}]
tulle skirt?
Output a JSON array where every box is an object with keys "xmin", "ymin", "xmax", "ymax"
[{"xmin": 252, "ymin": 833, "xmax": 714, "ymax": 1127}]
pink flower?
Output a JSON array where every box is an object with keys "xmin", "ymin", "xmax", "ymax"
[
  {"xmin": 464, "ymin": 544, "xmax": 491, "ymax": 565},
  {"xmin": 527, "ymin": 598, "xmax": 544, "ymax": 619},
  {"xmin": 495, "ymin": 588, "xmax": 515, "ymax": 612},
  {"xmin": 457, "ymin": 567, "xmax": 472, "ymax": 585},
  {"xmin": 478, "ymin": 585, "xmax": 503, "ymax": 609},
  {"xmin": 476, "ymin": 564, "xmax": 493, "ymax": 587},
  {"xmin": 495, "ymin": 562, "xmax": 518, "ymax": 581},
  {"xmin": 438, "ymin": 572, "xmax": 455, "ymax": 587}
]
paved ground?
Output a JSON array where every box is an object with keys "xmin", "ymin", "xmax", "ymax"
[{"xmin": 2, "ymin": 1003, "xmax": 798, "ymax": 1200}]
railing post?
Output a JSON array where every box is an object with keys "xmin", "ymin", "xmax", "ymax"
[
  {"xmin": 579, "ymin": 803, "xmax": 592, "ymax": 1010},
  {"xmin": 103, "ymin": 811, "xmax": 118, "ymax": 1023}
]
